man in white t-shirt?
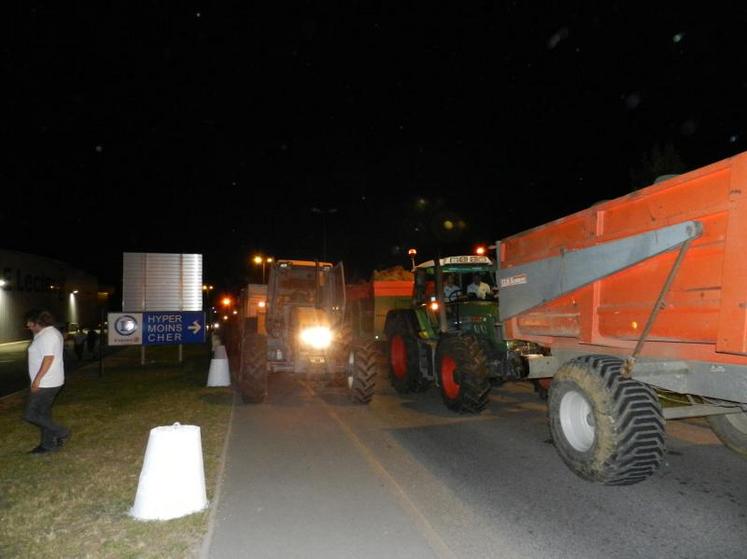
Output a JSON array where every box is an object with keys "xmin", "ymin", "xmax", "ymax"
[
  {"xmin": 466, "ymin": 273, "xmax": 492, "ymax": 300},
  {"xmin": 24, "ymin": 309, "xmax": 70, "ymax": 454}
]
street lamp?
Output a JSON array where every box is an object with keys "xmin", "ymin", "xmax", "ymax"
[{"xmin": 253, "ymin": 255, "xmax": 273, "ymax": 283}]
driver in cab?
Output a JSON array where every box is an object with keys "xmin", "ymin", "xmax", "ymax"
[
  {"xmin": 467, "ymin": 273, "xmax": 492, "ymax": 300},
  {"xmin": 444, "ymin": 274, "xmax": 461, "ymax": 300}
]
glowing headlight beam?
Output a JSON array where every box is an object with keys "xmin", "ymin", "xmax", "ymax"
[{"xmin": 299, "ymin": 326, "xmax": 333, "ymax": 349}]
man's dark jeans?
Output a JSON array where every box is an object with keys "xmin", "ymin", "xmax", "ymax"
[{"xmin": 24, "ymin": 386, "xmax": 68, "ymax": 450}]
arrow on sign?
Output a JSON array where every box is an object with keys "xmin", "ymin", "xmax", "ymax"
[{"xmin": 188, "ymin": 321, "xmax": 202, "ymax": 335}]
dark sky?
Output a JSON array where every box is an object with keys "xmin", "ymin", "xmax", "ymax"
[{"xmin": 3, "ymin": 3, "xmax": 747, "ymax": 291}]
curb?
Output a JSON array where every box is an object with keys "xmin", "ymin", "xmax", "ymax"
[{"xmin": 199, "ymin": 390, "xmax": 236, "ymax": 559}]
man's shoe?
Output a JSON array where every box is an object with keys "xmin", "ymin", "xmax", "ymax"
[
  {"xmin": 29, "ymin": 445, "xmax": 55, "ymax": 454},
  {"xmin": 56, "ymin": 431, "xmax": 71, "ymax": 448}
]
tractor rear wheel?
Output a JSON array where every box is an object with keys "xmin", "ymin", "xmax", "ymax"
[
  {"xmin": 237, "ymin": 333, "xmax": 268, "ymax": 404},
  {"xmin": 347, "ymin": 341, "xmax": 379, "ymax": 404},
  {"xmin": 708, "ymin": 411, "xmax": 747, "ymax": 457},
  {"xmin": 548, "ymin": 355, "xmax": 665, "ymax": 485},
  {"xmin": 386, "ymin": 317, "xmax": 429, "ymax": 393},
  {"xmin": 435, "ymin": 334, "xmax": 490, "ymax": 414}
]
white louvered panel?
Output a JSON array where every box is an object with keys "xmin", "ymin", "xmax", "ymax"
[{"xmin": 122, "ymin": 253, "xmax": 203, "ymax": 311}]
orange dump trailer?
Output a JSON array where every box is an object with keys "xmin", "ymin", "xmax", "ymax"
[{"xmin": 497, "ymin": 152, "xmax": 747, "ymax": 485}]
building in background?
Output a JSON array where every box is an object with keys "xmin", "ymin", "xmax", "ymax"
[{"xmin": 0, "ymin": 249, "xmax": 99, "ymax": 342}]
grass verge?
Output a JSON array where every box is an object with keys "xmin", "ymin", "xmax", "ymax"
[{"xmin": 0, "ymin": 345, "xmax": 233, "ymax": 559}]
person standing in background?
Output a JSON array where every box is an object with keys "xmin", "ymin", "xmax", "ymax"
[
  {"xmin": 86, "ymin": 326, "xmax": 99, "ymax": 360},
  {"xmin": 73, "ymin": 327, "xmax": 86, "ymax": 361},
  {"xmin": 24, "ymin": 309, "xmax": 70, "ymax": 454}
]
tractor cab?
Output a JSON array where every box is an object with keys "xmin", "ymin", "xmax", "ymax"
[
  {"xmin": 412, "ymin": 255, "xmax": 500, "ymax": 339},
  {"xmin": 265, "ymin": 259, "xmax": 347, "ymax": 374}
]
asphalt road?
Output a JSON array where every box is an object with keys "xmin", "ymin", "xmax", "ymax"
[
  {"xmin": 0, "ymin": 341, "xmax": 35, "ymax": 397},
  {"xmin": 0, "ymin": 339, "xmax": 105, "ymax": 398},
  {"xmin": 206, "ymin": 373, "xmax": 747, "ymax": 559}
]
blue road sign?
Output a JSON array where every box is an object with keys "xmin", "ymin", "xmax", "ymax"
[{"xmin": 142, "ymin": 311, "xmax": 206, "ymax": 346}]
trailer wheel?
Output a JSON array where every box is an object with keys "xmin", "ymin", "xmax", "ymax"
[
  {"xmin": 707, "ymin": 412, "xmax": 747, "ymax": 457},
  {"xmin": 386, "ymin": 318, "xmax": 429, "ymax": 393},
  {"xmin": 435, "ymin": 334, "xmax": 490, "ymax": 414},
  {"xmin": 236, "ymin": 333, "xmax": 268, "ymax": 404},
  {"xmin": 548, "ymin": 356, "xmax": 665, "ymax": 485},
  {"xmin": 347, "ymin": 341, "xmax": 379, "ymax": 404}
]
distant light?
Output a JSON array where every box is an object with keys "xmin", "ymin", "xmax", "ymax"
[
  {"xmin": 253, "ymin": 255, "xmax": 263, "ymax": 265},
  {"xmin": 222, "ymin": 315, "xmax": 228, "ymax": 321},
  {"xmin": 72, "ymin": 290, "xmax": 79, "ymax": 294},
  {"xmin": 475, "ymin": 246, "xmax": 486, "ymax": 256},
  {"xmin": 0, "ymin": 279, "xmax": 5, "ymax": 287},
  {"xmin": 443, "ymin": 220, "xmax": 454, "ymax": 230},
  {"xmin": 258, "ymin": 300, "xmax": 266, "ymax": 308},
  {"xmin": 266, "ymin": 257, "xmax": 273, "ymax": 263},
  {"xmin": 213, "ymin": 322, "xmax": 220, "ymax": 329},
  {"xmin": 430, "ymin": 301, "xmax": 439, "ymax": 312},
  {"xmin": 673, "ymin": 32, "xmax": 685, "ymax": 43},
  {"xmin": 232, "ymin": 310, "xmax": 238, "ymax": 315},
  {"xmin": 408, "ymin": 248, "xmax": 417, "ymax": 257},
  {"xmin": 221, "ymin": 297, "xmax": 232, "ymax": 307}
]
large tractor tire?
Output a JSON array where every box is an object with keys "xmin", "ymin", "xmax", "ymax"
[
  {"xmin": 707, "ymin": 412, "xmax": 747, "ymax": 457},
  {"xmin": 386, "ymin": 315, "xmax": 429, "ymax": 393},
  {"xmin": 435, "ymin": 334, "xmax": 490, "ymax": 414},
  {"xmin": 236, "ymin": 333, "xmax": 268, "ymax": 404},
  {"xmin": 548, "ymin": 355, "xmax": 665, "ymax": 485},
  {"xmin": 347, "ymin": 341, "xmax": 379, "ymax": 404},
  {"xmin": 328, "ymin": 322, "xmax": 355, "ymax": 387}
]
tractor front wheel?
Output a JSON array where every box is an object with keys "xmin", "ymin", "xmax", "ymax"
[
  {"xmin": 236, "ymin": 333, "xmax": 268, "ymax": 404},
  {"xmin": 386, "ymin": 318, "xmax": 429, "ymax": 393},
  {"xmin": 435, "ymin": 334, "xmax": 490, "ymax": 414},
  {"xmin": 347, "ymin": 341, "xmax": 379, "ymax": 404}
]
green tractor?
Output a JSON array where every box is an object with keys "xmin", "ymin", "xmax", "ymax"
[{"xmin": 384, "ymin": 254, "xmax": 540, "ymax": 413}]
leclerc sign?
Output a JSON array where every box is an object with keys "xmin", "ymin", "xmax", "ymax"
[
  {"xmin": 108, "ymin": 312, "xmax": 206, "ymax": 346},
  {"xmin": 142, "ymin": 311, "xmax": 205, "ymax": 345}
]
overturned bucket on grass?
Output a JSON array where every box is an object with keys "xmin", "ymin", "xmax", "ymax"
[{"xmin": 131, "ymin": 423, "xmax": 208, "ymax": 521}]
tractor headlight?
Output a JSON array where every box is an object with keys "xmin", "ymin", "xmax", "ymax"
[{"xmin": 299, "ymin": 326, "xmax": 333, "ymax": 349}]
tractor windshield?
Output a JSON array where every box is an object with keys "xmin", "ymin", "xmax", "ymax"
[
  {"xmin": 275, "ymin": 266, "xmax": 323, "ymax": 304},
  {"xmin": 415, "ymin": 266, "xmax": 496, "ymax": 303}
]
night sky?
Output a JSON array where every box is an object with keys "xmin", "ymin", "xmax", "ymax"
[{"xmin": 4, "ymin": 3, "xmax": 747, "ymax": 294}]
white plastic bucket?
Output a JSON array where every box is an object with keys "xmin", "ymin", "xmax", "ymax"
[
  {"xmin": 206, "ymin": 356, "xmax": 231, "ymax": 387},
  {"xmin": 131, "ymin": 423, "xmax": 208, "ymax": 521},
  {"xmin": 213, "ymin": 345, "xmax": 228, "ymax": 359}
]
